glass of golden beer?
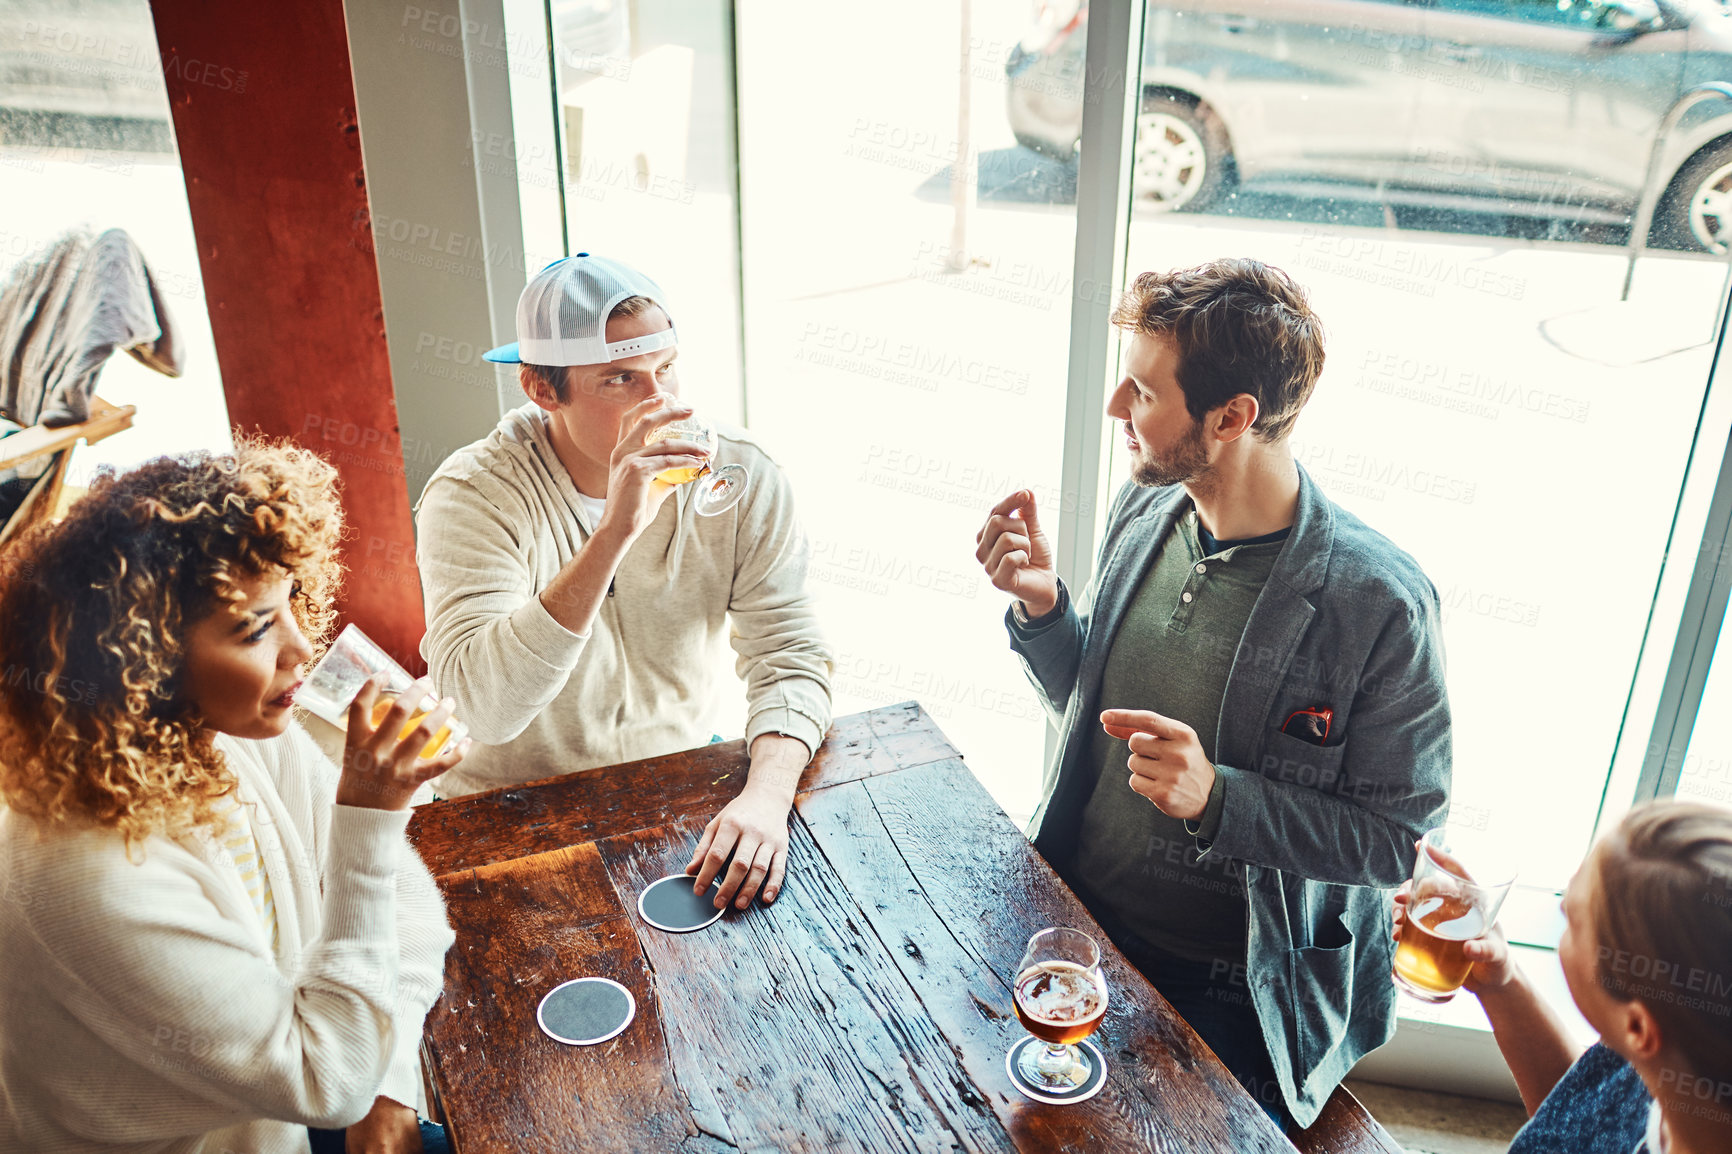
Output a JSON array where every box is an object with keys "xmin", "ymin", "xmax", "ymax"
[
  {"xmin": 644, "ymin": 413, "xmax": 748, "ymax": 517},
  {"xmin": 1010, "ymin": 927, "xmax": 1109, "ymax": 1094},
  {"xmin": 297, "ymin": 624, "xmax": 468, "ymax": 758},
  {"xmin": 1393, "ymin": 827, "xmax": 1517, "ymax": 1003}
]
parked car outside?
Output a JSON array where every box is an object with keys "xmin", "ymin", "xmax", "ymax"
[{"xmin": 1007, "ymin": 0, "xmax": 1732, "ymax": 251}]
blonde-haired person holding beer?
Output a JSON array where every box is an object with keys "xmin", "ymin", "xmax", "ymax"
[{"xmin": 1392, "ymin": 802, "xmax": 1732, "ymax": 1153}]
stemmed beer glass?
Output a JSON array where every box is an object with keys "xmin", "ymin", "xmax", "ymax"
[
  {"xmin": 1008, "ymin": 927, "xmax": 1110, "ymax": 1102},
  {"xmin": 645, "ymin": 412, "xmax": 748, "ymax": 517}
]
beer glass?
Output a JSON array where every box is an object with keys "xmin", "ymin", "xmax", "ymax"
[
  {"xmin": 1010, "ymin": 927, "xmax": 1109, "ymax": 1093},
  {"xmin": 644, "ymin": 413, "xmax": 748, "ymax": 517},
  {"xmin": 297, "ymin": 624, "xmax": 467, "ymax": 759},
  {"xmin": 1393, "ymin": 826, "xmax": 1517, "ymax": 1003}
]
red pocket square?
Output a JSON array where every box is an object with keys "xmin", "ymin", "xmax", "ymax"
[{"xmin": 1281, "ymin": 706, "xmax": 1333, "ymax": 745}]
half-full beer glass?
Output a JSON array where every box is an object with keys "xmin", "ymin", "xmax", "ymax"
[
  {"xmin": 644, "ymin": 413, "xmax": 748, "ymax": 516},
  {"xmin": 1393, "ymin": 826, "xmax": 1517, "ymax": 1003},
  {"xmin": 1010, "ymin": 927, "xmax": 1109, "ymax": 1093},
  {"xmin": 296, "ymin": 624, "xmax": 467, "ymax": 759}
]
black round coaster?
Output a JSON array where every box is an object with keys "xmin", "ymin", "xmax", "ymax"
[
  {"xmin": 1005, "ymin": 1036, "xmax": 1108, "ymax": 1104},
  {"xmin": 638, "ymin": 873, "xmax": 727, "ymax": 933},
  {"xmin": 536, "ymin": 978, "xmax": 635, "ymax": 1046}
]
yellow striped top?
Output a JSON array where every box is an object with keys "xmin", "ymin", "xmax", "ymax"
[{"xmin": 214, "ymin": 794, "xmax": 279, "ymax": 954}]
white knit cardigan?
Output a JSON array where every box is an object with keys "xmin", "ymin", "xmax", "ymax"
[{"xmin": 0, "ymin": 721, "xmax": 456, "ymax": 1153}]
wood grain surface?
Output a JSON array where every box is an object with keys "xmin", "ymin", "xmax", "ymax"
[
  {"xmin": 427, "ymin": 843, "xmax": 694, "ymax": 1152},
  {"xmin": 598, "ymin": 820, "xmax": 1015, "ymax": 1153},
  {"xmin": 409, "ymin": 702, "xmax": 955, "ymax": 877},
  {"xmin": 799, "ymin": 760, "xmax": 1291, "ymax": 1153},
  {"xmin": 419, "ymin": 705, "xmax": 1401, "ymax": 1153}
]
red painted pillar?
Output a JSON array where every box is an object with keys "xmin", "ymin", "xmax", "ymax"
[{"xmin": 150, "ymin": 0, "xmax": 427, "ymax": 673}]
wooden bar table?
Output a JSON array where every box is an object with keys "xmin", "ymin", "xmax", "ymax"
[{"xmin": 408, "ymin": 703, "xmax": 1401, "ymax": 1154}]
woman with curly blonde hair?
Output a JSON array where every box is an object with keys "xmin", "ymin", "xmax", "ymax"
[{"xmin": 0, "ymin": 438, "xmax": 467, "ymax": 1154}]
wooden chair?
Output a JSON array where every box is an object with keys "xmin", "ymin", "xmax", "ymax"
[{"xmin": 0, "ymin": 395, "xmax": 137, "ymax": 548}]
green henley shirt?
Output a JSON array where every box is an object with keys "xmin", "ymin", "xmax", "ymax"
[{"xmin": 1071, "ymin": 508, "xmax": 1284, "ymax": 964}]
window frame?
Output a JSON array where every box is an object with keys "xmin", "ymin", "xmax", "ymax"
[{"xmin": 495, "ymin": 0, "xmax": 1732, "ymax": 868}]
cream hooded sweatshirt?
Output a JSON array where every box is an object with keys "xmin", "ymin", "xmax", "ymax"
[{"xmin": 415, "ymin": 404, "xmax": 833, "ymax": 798}]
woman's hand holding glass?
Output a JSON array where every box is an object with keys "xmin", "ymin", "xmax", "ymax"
[
  {"xmin": 336, "ymin": 674, "xmax": 470, "ymax": 811},
  {"xmin": 1392, "ymin": 877, "xmax": 1516, "ymax": 996}
]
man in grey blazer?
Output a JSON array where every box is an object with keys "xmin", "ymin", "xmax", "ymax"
[{"xmin": 975, "ymin": 258, "xmax": 1451, "ymax": 1130}]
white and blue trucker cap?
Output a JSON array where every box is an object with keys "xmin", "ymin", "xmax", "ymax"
[{"xmin": 483, "ymin": 252, "xmax": 675, "ymax": 366}]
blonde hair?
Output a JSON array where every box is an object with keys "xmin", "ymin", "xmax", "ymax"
[
  {"xmin": 0, "ymin": 436, "xmax": 344, "ymax": 849},
  {"xmin": 1589, "ymin": 801, "xmax": 1732, "ymax": 1084}
]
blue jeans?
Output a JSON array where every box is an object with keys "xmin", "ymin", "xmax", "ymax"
[{"xmin": 308, "ymin": 1119, "xmax": 449, "ymax": 1153}]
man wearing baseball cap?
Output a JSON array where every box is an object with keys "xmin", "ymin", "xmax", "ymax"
[{"xmin": 415, "ymin": 253, "xmax": 833, "ymax": 911}]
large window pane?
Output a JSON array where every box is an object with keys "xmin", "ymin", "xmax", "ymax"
[
  {"xmin": 0, "ymin": 0, "xmax": 230, "ymax": 475},
  {"xmin": 1106, "ymin": 0, "xmax": 1732, "ymax": 889},
  {"xmin": 736, "ymin": 0, "xmax": 1084, "ymax": 820},
  {"xmin": 542, "ymin": 0, "xmax": 745, "ymax": 422}
]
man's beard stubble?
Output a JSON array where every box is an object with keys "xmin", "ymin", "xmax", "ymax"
[{"xmin": 1129, "ymin": 418, "xmax": 1213, "ymax": 491}]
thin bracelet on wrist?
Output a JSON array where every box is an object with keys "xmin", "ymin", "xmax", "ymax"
[{"xmin": 1014, "ymin": 588, "xmax": 1064, "ymax": 627}]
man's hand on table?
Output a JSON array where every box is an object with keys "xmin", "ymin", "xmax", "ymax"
[
  {"xmin": 686, "ymin": 733, "xmax": 810, "ymax": 909},
  {"xmin": 344, "ymin": 1096, "xmax": 423, "ymax": 1154},
  {"xmin": 1101, "ymin": 708, "xmax": 1215, "ymax": 821}
]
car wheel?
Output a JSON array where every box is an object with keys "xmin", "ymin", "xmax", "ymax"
[
  {"xmin": 1132, "ymin": 94, "xmax": 1229, "ymax": 212},
  {"xmin": 1655, "ymin": 139, "xmax": 1732, "ymax": 254}
]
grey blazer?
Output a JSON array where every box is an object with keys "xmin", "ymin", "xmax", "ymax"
[{"xmin": 1008, "ymin": 464, "xmax": 1452, "ymax": 1128}]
